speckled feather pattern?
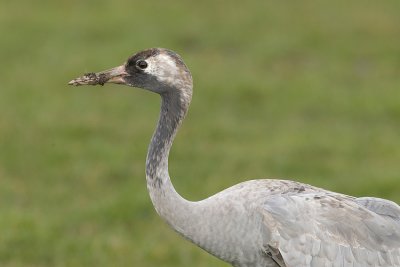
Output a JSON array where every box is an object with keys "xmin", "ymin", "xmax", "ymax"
[
  {"xmin": 143, "ymin": 49, "xmax": 400, "ymax": 267},
  {"xmin": 71, "ymin": 48, "xmax": 400, "ymax": 267},
  {"xmin": 138, "ymin": 49, "xmax": 400, "ymax": 267}
]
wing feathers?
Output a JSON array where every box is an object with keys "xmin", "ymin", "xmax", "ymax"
[{"xmin": 262, "ymin": 193, "xmax": 400, "ymax": 266}]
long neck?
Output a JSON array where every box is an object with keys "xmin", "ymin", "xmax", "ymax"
[
  {"xmin": 145, "ymin": 89, "xmax": 251, "ymax": 264},
  {"xmin": 146, "ymin": 89, "xmax": 199, "ymax": 239}
]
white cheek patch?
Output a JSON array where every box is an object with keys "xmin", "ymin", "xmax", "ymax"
[{"xmin": 146, "ymin": 54, "xmax": 179, "ymax": 83}]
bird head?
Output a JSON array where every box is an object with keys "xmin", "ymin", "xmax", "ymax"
[{"xmin": 69, "ymin": 48, "xmax": 193, "ymax": 96}]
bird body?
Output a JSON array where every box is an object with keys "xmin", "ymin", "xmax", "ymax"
[
  {"xmin": 69, "ymin": 48, "xmax": 400, "ymax": 267},
  {"xmin": 160, "ymin": 177, "xmax": 400, "ymax": 267}
]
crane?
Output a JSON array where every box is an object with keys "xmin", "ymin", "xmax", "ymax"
[{"xmin": 69, "ymin": 48, "xmax": 400, "ymax": 267}]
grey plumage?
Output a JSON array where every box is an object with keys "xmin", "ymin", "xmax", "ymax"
[{"xmin": 69, "ymin": 48, "xmax": 400, "ymax": 267}]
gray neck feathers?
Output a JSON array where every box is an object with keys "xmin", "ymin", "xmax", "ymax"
[
  {"xmin": 146, "ymin": 89, "xmax": 190, "ymax": 188},
  {"xmin": 144, "ymin": 82, "xmax": 230, "ymax": 259},
  {"xmin": 145, "ymin": 86, "xmax": 197, "ymax": 237}
]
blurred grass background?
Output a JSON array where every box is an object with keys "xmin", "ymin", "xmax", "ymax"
[{"xmin": 0, "ymin": 0, "xmax": 399, "ymax": 266}]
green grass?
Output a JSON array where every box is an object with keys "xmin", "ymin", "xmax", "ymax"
[{"xmin": 1, "ymin": 0, "xmax": 400, "ymax": 266}]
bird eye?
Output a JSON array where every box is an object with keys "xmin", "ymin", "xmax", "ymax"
[{"xmin": 136, "ymin": 60, "xmax": 148, "ymax": 69}]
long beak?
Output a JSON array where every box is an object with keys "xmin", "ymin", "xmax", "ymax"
[{"xmin": 68, "ymin": 64, "xmax": 128, "ymax": 86}]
